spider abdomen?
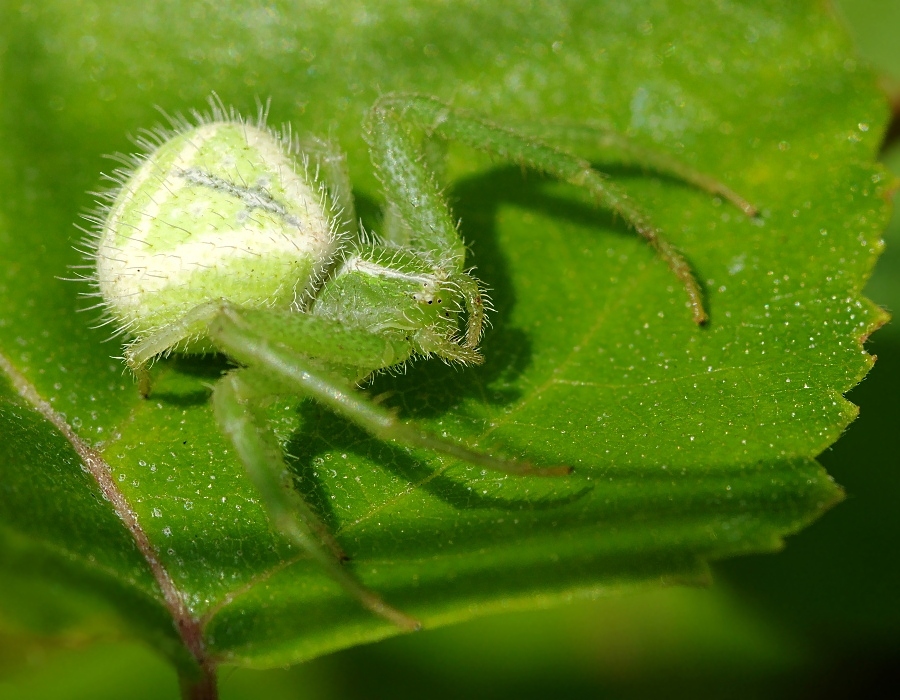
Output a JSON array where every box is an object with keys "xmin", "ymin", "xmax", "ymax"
[{"xmin": 91, "ymin": 119, "xmax": 340, "ymax": 349}]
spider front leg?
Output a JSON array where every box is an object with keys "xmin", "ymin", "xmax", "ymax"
[
  {"xmin": 367, "ymin": 94, "xmax": 757, "ymax": 325},
  {"xmin": 523, "ymin": 122, "xmax": 758, "ymax": 217},
  {"xmin": 208, "ymin": 305, "xmax": 571, "ymax": 478},
  {"xmin": 205, "ymin": 305, "xmax": 567, "ymax": 629},
  {"xmin": 211, "ymin": 366, "xmax": 422, "ymax": 632}
]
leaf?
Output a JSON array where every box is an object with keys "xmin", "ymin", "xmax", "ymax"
[{"xmin": 0, "ymin": 0, "xmax": 889, "ymax": 681}]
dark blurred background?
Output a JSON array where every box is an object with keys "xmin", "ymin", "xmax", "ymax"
[{"xmin": 2, "ymin": 2, "xmax": 898, "ymax": 698}]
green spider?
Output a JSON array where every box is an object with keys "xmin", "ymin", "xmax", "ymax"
[{"xmin": 78, "ymin": 93, "xmax": 754, "ymax": 630}]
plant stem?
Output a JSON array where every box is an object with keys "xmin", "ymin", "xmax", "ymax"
[{"xmin": 180, "ymin": 663, "xmax": 218, "ymax": 700}]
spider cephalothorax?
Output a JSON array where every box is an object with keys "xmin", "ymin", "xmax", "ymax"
[{"xmin": 315, "ymin": 244, "xmax": 486, "ymax": 367}]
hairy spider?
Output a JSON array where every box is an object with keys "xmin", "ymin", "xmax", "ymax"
[{"xmin": 78, "ymin": 93, "xmax": 754, "ymax": 630}]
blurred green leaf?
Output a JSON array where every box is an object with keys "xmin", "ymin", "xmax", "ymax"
[{"xmin": 0, "ymin": 0, "xmax": 888, "ymax": 682}]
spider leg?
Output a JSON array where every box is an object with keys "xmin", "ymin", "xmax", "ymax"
[
  {"xmin": 212, "ymin": 366, "xmax": 422, "ymax": 632},
  {"xmin": 367, "ymin": 94, "xmax": 748, "ymax": 325},
  {"xmin": 524, "ymin": 123, "xmax": 757, "ymax": 217},
  {"xmin": 124, "ymin": 300, "xmax": 226, "ymax": 395},
  {"xmin": 301, "ymin": 135, "xmax": 358, "ymax": 237},
  {"xmin": 363, "ymin": 98, "xmax": 466, "ymax": 270},
  {"xmin": 126, "ymin": 296, "xmax": 410, "ymax": 395},
  {"xmin": 208, "ymin": 307, "xmax": 571, "ymax": 478},
  {"xmin": 379, "ymin": 135, "xmax": 451, "ymax": 248},
  {"xmin": 361, "ymin": 105, "xmax": 491, "ymax": 347},
  {"xmin": 213, "ymin": 368, "xmax": 348, "ymax": 562}
]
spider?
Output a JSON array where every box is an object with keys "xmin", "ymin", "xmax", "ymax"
[{"xmin": 79, "ymin": 93, "xmax": 755, "ymax": 630}]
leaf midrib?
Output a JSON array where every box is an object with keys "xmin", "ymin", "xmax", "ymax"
[{"xmin": 0, "ymin": 347, "xmax": 211, "ymax": 671}]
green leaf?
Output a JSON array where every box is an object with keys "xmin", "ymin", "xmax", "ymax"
[{"xmin": 0, "ymin": 0, "xmax": 888, "ymax": 681}]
